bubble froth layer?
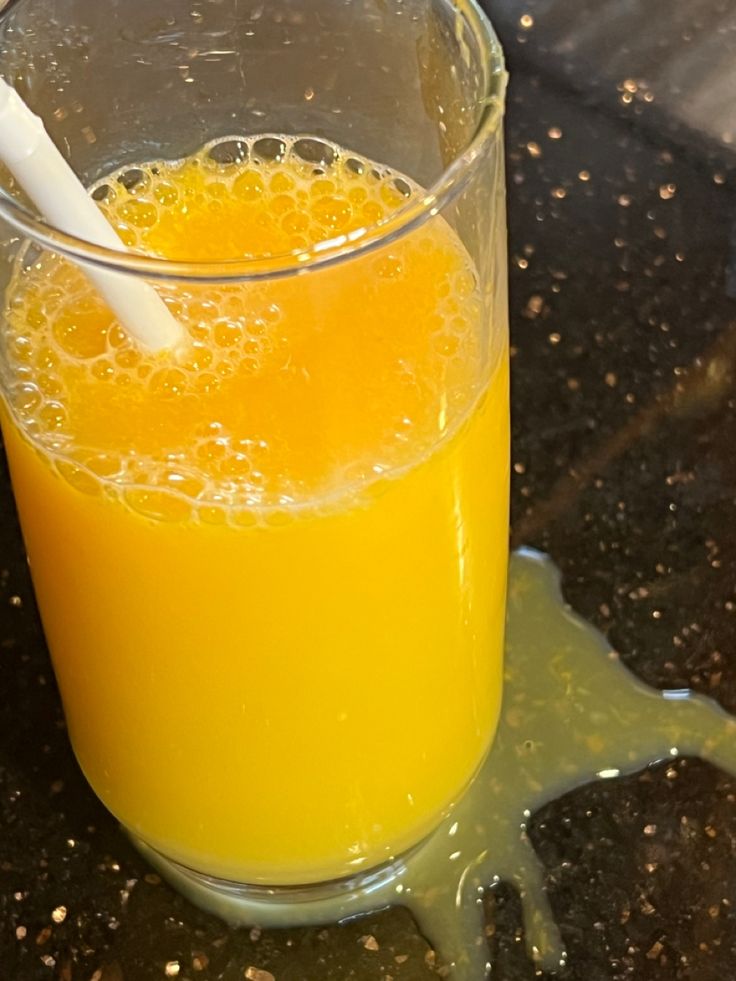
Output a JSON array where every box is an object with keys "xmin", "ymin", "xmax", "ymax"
[{"xmin": 2, "ymin": 135, "xmax": 485, "ymax": 523}]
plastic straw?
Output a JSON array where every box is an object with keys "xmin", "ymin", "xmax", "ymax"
[{"xmin": 0, "ymin": 79, "xmax": 183, "ymax": 351}]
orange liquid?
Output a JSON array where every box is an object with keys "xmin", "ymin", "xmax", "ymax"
[{"xmin": 1, "ymin": 137, "xmax": 508, "ymax": 883}]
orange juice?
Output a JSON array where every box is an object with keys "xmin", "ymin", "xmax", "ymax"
[{"xmin": 0, "ymin": 136, "xmax": 508, "ymax": 884}]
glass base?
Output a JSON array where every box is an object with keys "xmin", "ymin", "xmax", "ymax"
[{"xmin": 130, "ymin": 834, "xmax": 418, "ymax": 928}]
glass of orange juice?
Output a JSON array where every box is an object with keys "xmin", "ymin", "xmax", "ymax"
[{"xmin": 0, "ymin": 0, "xmax": 507, "ymax": 917}]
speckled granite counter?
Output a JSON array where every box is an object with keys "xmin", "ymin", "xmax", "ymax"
[{"xmin": 3, "ymin": 2, "xmax": 736, "ymax": 978}]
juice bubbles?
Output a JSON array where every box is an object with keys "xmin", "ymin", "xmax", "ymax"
[{"xmin": 0, "ymin": 136, "xmax": 508, "ymax": 884}]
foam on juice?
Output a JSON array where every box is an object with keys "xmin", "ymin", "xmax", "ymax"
[{"xmin": 2, "ymin": 134, "xmax": 490, "ymax": 522}]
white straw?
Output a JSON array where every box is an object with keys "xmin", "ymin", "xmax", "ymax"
[{"xmin": 0, "ymin": 79, "xmax": 183, "ymax": 351}]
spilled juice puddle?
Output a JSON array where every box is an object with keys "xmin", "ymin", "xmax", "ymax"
[{"xmin": 145, "ymin": 549, "xmax": 736, "ymax": 978}]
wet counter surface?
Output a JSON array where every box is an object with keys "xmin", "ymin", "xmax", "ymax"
[{"xmin": 3, "ymin": 1, "xmax": 736, "ymax": 978}]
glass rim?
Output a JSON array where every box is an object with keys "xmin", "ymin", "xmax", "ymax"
[{"xmin": 0, "ymin": 0, "xmax": 506, "ymax": 283}]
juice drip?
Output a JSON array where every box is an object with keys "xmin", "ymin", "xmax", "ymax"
[{"xmin": 147, "ymin": 549, "xmax": 736, "ymax": 978}]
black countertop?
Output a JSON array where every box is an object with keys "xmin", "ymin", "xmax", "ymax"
[{"xmin": 4, "ymin": 2, "xmax": 736, "ymax": 978}]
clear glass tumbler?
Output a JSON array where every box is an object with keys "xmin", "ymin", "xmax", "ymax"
[{"xmin": 0, "ymin": 0, "xmax": 508, "ymax": 917}]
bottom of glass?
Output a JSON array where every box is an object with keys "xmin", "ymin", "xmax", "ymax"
[{"xmin": 129, "ymin": 834, "xmax": 422, "ymax": 927}]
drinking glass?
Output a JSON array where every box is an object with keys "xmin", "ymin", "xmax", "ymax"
[{"xmin": 0, "ymin": 0, "xmax": 508, "ymax": 918}]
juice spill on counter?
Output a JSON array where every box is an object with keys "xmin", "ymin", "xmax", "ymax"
[{"xmin": 143, "ymin": 550, "xmax": 736, "ymax": 979}]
